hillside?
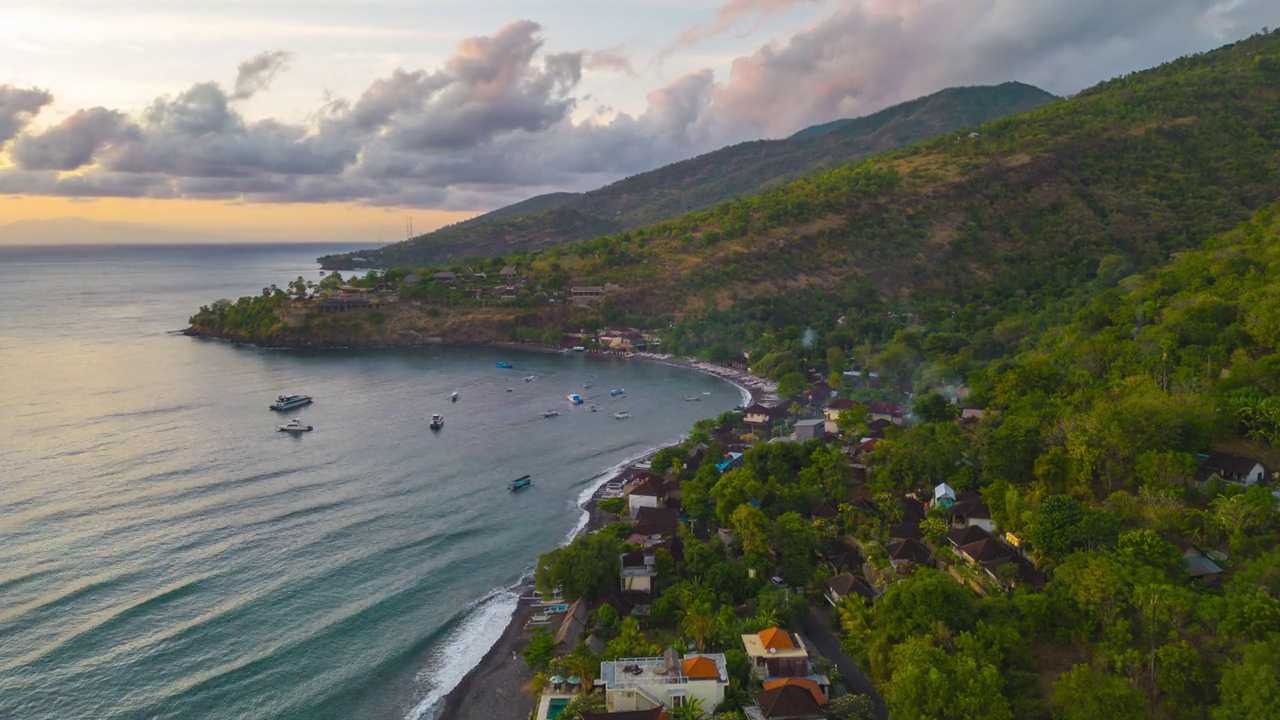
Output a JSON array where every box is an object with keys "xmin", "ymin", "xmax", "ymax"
[{"xmin": 319, "ymin": 82, "xmax": 1056, "ymax": 268}]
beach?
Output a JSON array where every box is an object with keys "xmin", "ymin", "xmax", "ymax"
[{"xmin": 431, "ymin": 359, "xmax": 771, "ymax": 720}]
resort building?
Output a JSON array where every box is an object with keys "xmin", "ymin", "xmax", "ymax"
[
  {"xmin": 740, "ymin": 627, "xmax": 811, "ymax": 680},
  {"xmin": 597, "ymin": 650, "xmax": 729, "ymax": 713}
]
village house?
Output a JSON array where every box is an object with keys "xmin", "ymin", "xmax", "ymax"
[
  {"xmin": 791, "ymin": 419, "xmax": 825, "ymax": 442},
  {"xmin": 1167, "ymin": 536, "xmax": 1226, "ymax": 582},
  {"xmin": 868, "ymin": 401, "xmax": 906, "ymax": 425},
  {"xmin": 627, "ymin": 507, "xmax": 681, "ymax": 545},
  {"xmin": 553, "ymin": 598, "xmax": 590, "ymax": 654},
  {"xmin": 933, "ymin": 482, "xmax": 957, "ymax": 508},
  {"xmin": 743, "ymin": 403, "xmax": 783, "ymax": 429},
  {"xmin": 740, "ymin": 627, "xmax": 813, "ymax": 681},
  {"xmin": 626, "ymin": 475, "xmax": 672, "ymax": 515},
  {"xmin": 948, "ymin": 493, "xmax": 997, "ymax": 533},
  {"xmin": 571, "ymin": 283, "xmax": 623, "ymax": 306},
  {"xmin": 401, "ymin": 273, "xmax": 421, "ymax": 285},
  {"xmin": 747, "ymin": 679, "xmax": 827, "ymax": 720},
  {"xmin": 433, "ymin": 271, "xmax": 457, "ymax": 282},
  {"xmin": 824, "ymin": 572, "xmax": 875, "ymax": 606},
  {"xmin": 597, "ymin": 650, "xmax": 729, "ymax": 713},
  {"xmin": 822, "ymin": 398, "xmax": 858, "ymax": 434},
  {"xmin": 1194, "ymin": 451, "xmax": 1268, "ymax": 486},
  {"xmin": 886, "ymin": 538, "xmax": 932, "ymax": 570},
  {"xmin": 499, "ymin": 265, "xmax": 519, "ymax": 277},
  {"xmin": 620, "ymin": 551, "xmax": 656, "ymax": 594}
]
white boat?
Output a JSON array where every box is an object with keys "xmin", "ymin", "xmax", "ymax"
[
  {"xmin": 614, "ymin": 411, "xmax": 631, "ymax": 420},
  {"xmin": 269, "ymin": 394, "xmax": 312, "ymax": 411},
  {"xmin": 429, "ymin": 413, "xmax": 444, "ymax": 430},
  {"xmin": 524, "ymin": 375, "xmax": 536, "ymax": 382},
  {"xmin": 684, "ymin": 395, "xmax": 700, "ymax": 401},
  {"xmin": 543, "ymin": 410, "xmax": 560, "ymax": 418},
  {"xmin": 277, "ymin": 419, "xmax": 313, "ymax": 433},
  {"xmin": 567, "ymin": 394, "xmax": 584, "ymax": 405},
  {"xmin": 450, "ymin": 391, "xmax": 459, "ymax": 403},
  {"xmin": 702, "ymin": 391, "xmax": 711, "ymax": 395}
]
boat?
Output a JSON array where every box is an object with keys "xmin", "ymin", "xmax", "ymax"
[
  {"xmin": 614, "ymin": 411, "xmax": 631, "ymax": 420},
  {"xmin": 508, "ymin": 474, "xmax": 532, "ymax": 491},
  {"xmin": 277, "ymin": 419, "xmax": 313, "ymax": 433},
  {"xmin": 495, "ymin": 361, "xmax": 513, "ymax": 369},
  {"xmin": 429, "ymin": 413, "xmax": 444, "ymax": 430},
  {"xmin": 702, "ymin": 391, "xmax": 711, "ymax": 395},
  {"xmin": 543, "ymin": 410, "xmax": 560, "ymax": 418},
  {"xmin": 524, "ymin": 375, "xmax": 536, "ymax": 382},
  {"xmin": 450, "ymin": 391, "xmax": 459, "ymax": 403},
  {"xmin": 567, "ymin": 393, "xmax": 584, "ymax": 405},
  {"xmin": 610, "ymin": 389, "xmax": 625, "ymax": 396},
  {"xmin": 590, "ymin": 405, "xmax": 598, "ymax": 412},
  {"xmin": 269, "ymin": 394, "xmax": 312, "ymax": 411},
  {"xmin": 684, "ymin": 395, "xmax": 701, "ymax": 401}
]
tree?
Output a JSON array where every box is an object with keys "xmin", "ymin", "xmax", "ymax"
[
  {"xmin": 1213, "ymin": 637, "xmax": 1280, "ymax": 720},
  {"xmin": 523, "ymin": 628, "xmax": 556, "ymax": 671},
  {"xmin": 535, "ymin": 532, "xmax": 622, "ymax": 601},
  {"xmin": 827, "ymin": 693, "xmax": 875, "ymax": 720},
  {"xmin": 681, "ymin": 599, "xmax": 717, "ymax": 652},
  {"xmin": 920, "ymin": 516, "xmax": 950, "ymax": 546},
  {"xmin": 1028, "ymin": 495, "xmax": 1119, "ymax": 561},
  {"xmin": 883, "ymin": 636, "xmax": 1012, "ymax": 720},
  {"xmin": 1051, "ymin": 664, "xmax": 1147, "ymax": 720},
  {"xmin": 670, "ymin": 696, "xmax": 707, "ymax": 720},
  {"xmin": 778, "ymin": 372, "xmax": 808, "ymax": 399},
  {"xmin": 837, "ymin": 405, "xmax": 869, "ymax": 435},
  {"xmin": 774, "ymin": 511, "xmax": 818, "ymax": 586},
  {"xmin": 914, "ymin": 392, "xmax": 957, "ymax": 423},
  {"xmin": 557, "ymin": 692, "xmax": 606, "ymax": 720},
  {"xmin": 731, "ymin": 504, "xmax": 773, "ymax": 558}
]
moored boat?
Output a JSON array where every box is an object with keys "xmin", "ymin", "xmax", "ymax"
[
  {"xmin": 269, "ymin": 394, "xmax": 312, "ymax": 411},
  {"xmin": 614, "ymin": 411, "xmax": 631, "ymax": 420},
  {"xmin": 684, "ymin": 395, "xmax": 700, "ymax": 401},
  {"xmin": 543, "ymin": 410, "xmax": 560, "ymax": 418},
  {"xmin": 450, "ymin": 391, "xmax": 459, "ymax": 402},
  {"xmin": 277, "ymin": 418, "xmax": 313, "ymax": 433},
  {"xmin": 508, "ymin": 474, "xmax": 532, "ymax": 491},
  {"xmin": 495, "ymin": 361, "xmax": 513, "ymax": 369},
  {"xmin": 524, "ymin": 375, "xmax": 536, "ymax": 382},
  {"xmin": 610, "ymin": 389, "xmax": 625, "ymax": 396},
  {"xmin": 429, "ymin": 413, "xmax": 444, "ymax": 430},
  {"xmin": 567, "ymin": 393, "xmax": 584, "ymax": 405}
]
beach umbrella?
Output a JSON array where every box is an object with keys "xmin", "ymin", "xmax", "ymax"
[{"xmin": 567, "ymin": 676, "xmax": 581, "ymax": 685}]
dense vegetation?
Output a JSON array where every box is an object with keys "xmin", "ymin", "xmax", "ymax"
[{"xmin": 319, "ymin": 82, "xmax": 1055, "ymax": 267}]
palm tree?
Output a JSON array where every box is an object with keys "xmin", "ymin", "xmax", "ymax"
[
  {"xmin": 668, "ymin": 696, "xmax": 705, "ymax": 720},
  {"xmin": 680, "ymin": 600, "xmax": 716, "ymax": 652}
]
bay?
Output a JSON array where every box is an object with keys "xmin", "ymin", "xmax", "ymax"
[{"xmin": 0, "ymin": 243, "xmax": 741, "ymax": 720}]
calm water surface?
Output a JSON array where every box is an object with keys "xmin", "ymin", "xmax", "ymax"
[{"xmin": 0, "ymin": 244, "xmax": 740, "ymax": 719}]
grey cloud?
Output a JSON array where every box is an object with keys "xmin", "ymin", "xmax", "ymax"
[
  {"xmin": 11, "ymin": 108, "xmax": 135, "ymax": 170},
  {"xmin": 232, "ymin": 50, "xmax": 292, "ymax": 100},
  {"xmin": 0, "ymin": 85, "xmax": 54, "ymax": 145}
]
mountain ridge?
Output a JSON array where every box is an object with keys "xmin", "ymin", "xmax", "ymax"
[{"xmin": 320, "ymin": 82, "xmax": 1057, "ymax": 268}]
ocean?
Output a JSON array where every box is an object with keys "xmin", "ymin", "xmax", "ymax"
[{"xmin": 0, "ymin": 243, "xmax": 742, "ymax": 720}]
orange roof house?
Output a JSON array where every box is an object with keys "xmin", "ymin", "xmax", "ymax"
[{"xmin": 681, "ymin": 655, "xmax": 721, "ymax": 680}]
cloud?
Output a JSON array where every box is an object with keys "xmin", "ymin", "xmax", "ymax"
[
  {"xmin": 0, "ymin": 3, "xmax": 1273, "ymax": 210},
  {"xmin": 674, "ymin": 0, "xmax": 826, "ymax": 48},
  {"xmin": 0, "ymin": 86, "xmax": 54, "ymax": 145},
  {"xmin": 232, "ymin": 50, "xmax": 292, "ymax": 100}
]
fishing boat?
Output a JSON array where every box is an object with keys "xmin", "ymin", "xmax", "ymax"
[
  {"xmin": 702, "ymin": 391, "xmax": 711, "ymax": 395},
  {"xmin": 543, "ymin": 410, "xmax": 560, "ymax": 418},
  {"xmin": 495, "ymin": 361, "xmax": 513, "ymax": 369},
  {"xmin": 524, "ymin": 375, "xmax": 536, "ymax": 382},
  {"xmin": 567, "ymin": 393, "xmax": 584, "ymax": 405},
  {"xmin": 508, "ymin": 474, "xmax": 533, "ymax": 491},
  {"xmin": 429, "ymin": 413, "xmax": 444, "ymax": 430},
  {"xmin": 610, "ymin": 389, "xmax": 625, "ymax": 396},
  {"xmin": 269, "ymin": 394, "xmax": 312, "ymax": 411},
  {"xmin": 614, "ymin": 411, "xmax": 631, "ymax": 420},
  {"xmin": 684, "ymin": 395, "xmax": 701, "ymax": 401},
  {"xmin": 450, "ymin": 391, "xmax": 459, "ymax": 403},
  {"xmin": 277, "ymin": 418, "xmax": 313, "ymax": 433}
]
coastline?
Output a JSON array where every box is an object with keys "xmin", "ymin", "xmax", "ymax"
[{"xmin": 428, "ymin": 361, "xmax": 772, "ymax": 720}]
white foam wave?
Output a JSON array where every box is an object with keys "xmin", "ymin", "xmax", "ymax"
[{"xmin": 404, "ymin": 584, "xmax": 522, "ymax": 720}]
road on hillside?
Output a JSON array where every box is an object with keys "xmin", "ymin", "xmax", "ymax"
[{"xmin": 800, "ymin": 604, "xmax": 888, "ymax": 720}]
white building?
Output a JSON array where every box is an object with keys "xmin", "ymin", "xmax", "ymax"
[{"xmin": 599, "ymin": 650, "xmax": 728, "ymax": 713}]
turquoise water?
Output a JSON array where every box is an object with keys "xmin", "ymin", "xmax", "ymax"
[{"xmin": 0, "ymin": 244, "xmax": 741, "ymax": 719}]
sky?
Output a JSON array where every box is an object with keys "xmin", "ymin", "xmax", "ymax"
[{"xmin": 0, "ymin": 0, "xmax": 1275, "ymax": 243}]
